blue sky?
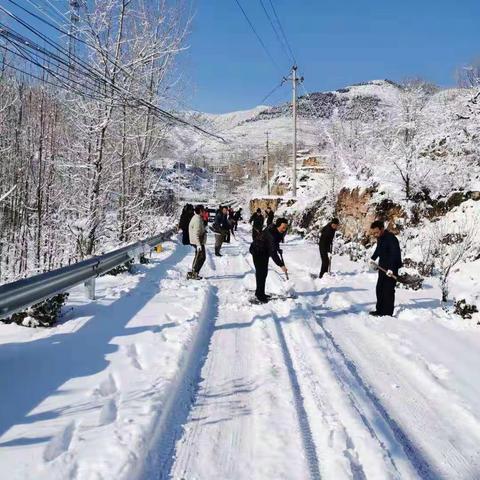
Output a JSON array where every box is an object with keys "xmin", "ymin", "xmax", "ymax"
[{"xmin": 184, "ymin": 0, "xmax": 480, "ymax": 113}]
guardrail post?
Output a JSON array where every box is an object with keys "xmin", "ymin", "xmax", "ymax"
[{"xmin": 85, "ymin": 277, "xmax": 96, "ymax": 300}]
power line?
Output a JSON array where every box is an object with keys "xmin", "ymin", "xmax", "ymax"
[
  {"xmin": 2, "ymin": 59, "xmax": 90, "ymax": 94},
  {"xmin": 260, "ymin": 79, "xmax": 286, "ymax": 104},
  {"xmin": 232, "ymin": 0, "xmax": 282, "ymax": 74},
  {"xmin": 38, "ymin": 0, "xmax": 70, "ymax": 25},
  {"xmin": 4, "ymin": 0, "xmax": 186, "ymax": 100},
  {"xmin": 267, "ymin": 0, "xmax": 297, "ymax": 65},
  {"xmin": 4, "ymin": 0, "xmax": 123, "ymax": 78},
  {"xmin": 25, "ymin": 0, "xmax": 68, "ymax": 29},
  {"xmin": 0, "ymin": 22, "xmax": 106, "ymax": 95},
  {"xmin": 3, "ymin": 38, "xmax": 109, "ymax": 101},
  {"xmin": 258, "ymin": 0, "xmax": 293, "ymax": 66},
  {"xmin": 0, "ymin": 6, "xmax": 227, "ymax": 142}
]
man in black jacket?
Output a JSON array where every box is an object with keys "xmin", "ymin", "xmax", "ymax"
[
  {"xmin": 265, "ymin": 207, "xmax": 274, "ymax": 226},
  {"xmin": 233, "ymin": 208, "xmax": 243, "ymax": 231},
  {"xmin": 249, "ymin": 208, "xmax": 265, "ymax": 240},
  {"xmin": 212, "ymin": 206, "xmax": 230, "ymax": 256},
  {"xmin": 178, "ymin": 204, "xmax": 194, "ymax": 245},
  {"xmin": 249, "ymin": 218, "xmax": 289, "ymax": 303},
  {"xmin": 369, "ymin": 220, "xmax": 402, "ymax": 317},
  {"xmin": 318, "ymin": 218, "xmax": 339, "ymax": 278}
]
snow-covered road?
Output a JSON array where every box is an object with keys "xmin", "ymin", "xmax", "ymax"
[{"xmin": 1, "ymin": 226, "xmax": 479, "ymax": 479}]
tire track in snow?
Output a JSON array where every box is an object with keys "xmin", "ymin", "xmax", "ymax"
[
  {"xmin": 312, "ymin": 314, "xmax": 439, "ymax": 480},
  {"xmin": 272, "ymin": 256, "xmax": 419, "ymax": 478},
  {"xmin": 169, "ymin": 242, "xmax": 262, "ymax": 479},
  {"xmin": 295, "ymin": 307, "xmax": 407, "ymax": 478},
  {"xmin": 287, "ymin": 245, "xmax": 480, "ymax": 479},
  {"xmin": 130, "ymin": 284, "xmax": 219, "ymax": 480},
  {"xmin": 236, "ymin": 226, "xmax": 322, "ymax": 479},
  {"xmin": 170, "ymin": 229, "xmax": 318, "ymax": 479},
  {"xmin": 271, "ymin": 312, "xmax": 322, "ymax": 480}
]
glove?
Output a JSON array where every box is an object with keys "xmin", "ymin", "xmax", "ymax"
[
  {"xmin": 386, "ymin": 269, "xmax": 394, "ymax": 278},
  {"xmin": 369, "ymin": 259, "xmax": 378, "ymax": 268}
]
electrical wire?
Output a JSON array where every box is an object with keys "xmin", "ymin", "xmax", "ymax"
[
  {"xmin": 258, "ymin": 0, "xmax": 293, "ymax": 66},
  {"xmin": 267, "ymin": 0, "xmax": 297, "ymax": 65},
  {"xmin": 260, "ymin": 79, "xmax": 285, "ymax": 104},
  {"xmin": 0, "ymin": 5, "xmax": 227, "ymax": 141},
  {"xmin": 232, "ymin": 0, "xmax": 282, "ymax": 74}
]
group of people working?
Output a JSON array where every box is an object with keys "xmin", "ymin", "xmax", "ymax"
[
  {"xmin": 178, "ymin": 204, "xmax": 243, "ymax": 279},
  {"xmin": 179, "ymin": 203, "xmax": 402, "ymax": 316},
  {"xmin": 316, "ymin": 217, "xmax": 402, "ymax": 316}
]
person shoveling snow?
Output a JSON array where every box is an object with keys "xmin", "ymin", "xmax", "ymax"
[
  {"xmin": 318, "ymin": 218, "xmax": 340, "ymax": 279},
  {"xmin": 249, "ymin": 218, "xmax": 289, "ymax": 303},
  {"xmin": 369, "ymin": 220, "xmax": 402, "ymax": 317}
]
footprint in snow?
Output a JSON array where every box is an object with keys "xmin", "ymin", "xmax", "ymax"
[
  {"xmin": 43, "ymin": 421, "xmax": 75, "ymax": 462},
  {"xmin": 94, "ymin": 374, "xmax": 118, "ymax": 398},
  {"xmin": 126, "ymin": 344, "xmax": 143, "ymax": 370},
  {"xmin": 99, "ymin": 398, "xmax": 118, "ymax": 426}
]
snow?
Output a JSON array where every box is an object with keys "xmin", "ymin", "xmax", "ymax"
[{"xmin": 1, "ymin": 225, "xmax": 480, "ymax": 479}]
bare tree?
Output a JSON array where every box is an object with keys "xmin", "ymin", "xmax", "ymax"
[
  {"xmin": 0, "ymin": 0, "xmax": 191, "ymax": 283},
  {"xmin": 455, "ymin": 59, "xmax": 480, "ymax": 88},
  {"xmin": 423, "ymin": 218, "xmax": 478, "ymax": 302},
  {"xmin": 389, "ymin": 79, "xmax": 434, "ymax": 200}
]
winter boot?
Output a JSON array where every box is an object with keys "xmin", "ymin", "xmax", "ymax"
[{"xmin": 255, "ymin": 295, "xmax": 269, "ymax": 304}]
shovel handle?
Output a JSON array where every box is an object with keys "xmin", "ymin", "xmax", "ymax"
[
  {"xmin": 375, "ymin": 264, "xmax": 398, "ymax": 281},
  {"xmin": 279, "ymin": 251, "xmax": 289, "ymax": 280}
]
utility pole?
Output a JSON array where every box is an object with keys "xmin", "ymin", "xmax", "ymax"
[
  {"xmin": 285, "ymin": 66, "xmax": 303, "ymax": 197},
  {"xmin": 265, "ymin": 131, "xmax": 270, "ymax": 195},
  {"xmin": 292, "ymin": 66, "xmax": 297, "ymax": 196},
  {"xmin": 68, "ymin": 0, "xmax": 80, "ymax": 79}
]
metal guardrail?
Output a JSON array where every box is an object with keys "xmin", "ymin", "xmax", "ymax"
[{"xmin": 0, "ymin": 229, "xmax": 176, "ymax": 319}]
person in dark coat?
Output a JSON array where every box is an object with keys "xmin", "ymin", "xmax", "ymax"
[
  {"xmin": 369, "ymin": 220, "xmax": 403, "ymax": 317},
  {"xmin": 233, "ymin": 208, "xmax": 243, "ymax": 231},
  {"xmin": 178, "ymin": 204, "xmax": 194, "ymax": 245},
  {"xmin": 225, "ymin": 208, "xmax": 235, "ymax": 243},
  {"xmin": 212, "ymin": 206, "xmax": 230, "ymax": 256},
  {"xmin": 249, "ymin": 208, "xmax": 265, "ymax": 240},
  {"xmin": 265, "ymin": 207, "xmax": 274, "ymax": 226},
  {"xmin": 318, "ymin": 218, "xmax": 340, "ymax": 278},
  {"xmin": 249, "ymin": 218, "xmax": 289, "ymax": 303}
]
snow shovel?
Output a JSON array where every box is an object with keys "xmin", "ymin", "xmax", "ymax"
[
  {"xmin": 279, "ymin": 250, "xmax": 289, "ymax": 280},
  {"xmin": 279, "ymin": 251, "xmax": 297, "ymax": 298},
  {"xmin": 278, "ymin": 250, "xmax": 297, "ymax": 298},
  {"xmin": 372, "ymin": 262, "xmax": 423, "ymax": 290}
]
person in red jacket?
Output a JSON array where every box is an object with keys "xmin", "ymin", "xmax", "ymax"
[{"xmin": 201, "ymin": 209, "xmax": 209, "ymax": 225}]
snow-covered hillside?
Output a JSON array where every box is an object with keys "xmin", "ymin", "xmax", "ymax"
[{"xmin": 167, "ymin": 80, "xmax": 479, "ymax": 198}]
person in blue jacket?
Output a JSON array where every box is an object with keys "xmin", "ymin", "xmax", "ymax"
[{"xmin": 369, "ymin": 220, "xmax": 402, "ymax": 317}]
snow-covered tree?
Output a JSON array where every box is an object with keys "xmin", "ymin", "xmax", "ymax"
[{"xmin": 423, "ymin": 217, "xmax": 478, "ymax": 302}]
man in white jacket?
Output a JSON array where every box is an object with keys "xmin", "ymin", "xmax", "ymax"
[{"xmin": 187, "ymin": 205, "xmax": 207, "ymax": 280}]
